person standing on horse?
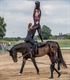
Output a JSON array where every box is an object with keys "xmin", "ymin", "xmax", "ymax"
[
  {"xmin": 33, "ymin": 1, "xmax": 43, "ymax": 42},
  {"xmin": 25, "ymin": 23, "xmax": 38, "ymax": 54}
]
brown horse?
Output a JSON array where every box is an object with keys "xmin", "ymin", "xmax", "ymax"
[{"xmin": 7, "ymin": 41, "xmax": 67, "ymax": 79}]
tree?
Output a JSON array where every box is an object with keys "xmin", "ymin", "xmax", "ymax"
[
  {"xmin": 41, "ymin": 25, "xmax": 52, "ymax": 39},
  {"xmin": 0, "ymin": 17, "xmax": 6, "ymax": 38}
]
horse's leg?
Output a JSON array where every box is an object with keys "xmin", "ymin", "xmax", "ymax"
[
  {"xmin": 53, "ymin": 52, "xmax": 61, "ymax": 78},
  {"xmin": 31, "ymin": 57, "xmax": 39, "ymax": 74},
  {"xmin": 49, "ymin": 55, "xmax": 61, "ymax": 79},
  {"xmin": 58, "ymin": 60, "xmax": 61, "ymax": 71},
  {"xmin": 54, "ymin": 64, "xmax": 61, "ymax": 77},
  {"xmin": 48, "ymin": 54, "xmax": 55, "ymax": 78},
  {"xmin": 48, "ymin": 55, "xmax": 54, "ymax": 78},
  {"xmin": 53, "ymin": 54, "xmax": 61, "ymax": 78},
  {"xmin": 54, "ymin": 67, "xmax": 61, "ymax": 78},
  {"xmin": 52, "ymin": 58, "xmax": 61, "ymax": 78},
  {"xmin": 29, "ymin": 50, "xmax": 39, "ymax": 74},
  {"xmin": 54, "ymin": 51, "xmax": 61, "ymax": 71},
  {"xmin": 50, "ymin": 63, "xmax": 55, "ymax": 78},
  {"xmin": 50, "ymin": 62, "xmax": 61, "ymax": 78},
  {"xmin": 20, "ymin": 58, "xmax": 26, "ymax": 74}
]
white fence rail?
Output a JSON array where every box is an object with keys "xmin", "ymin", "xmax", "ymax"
[{"xmin": 61, "ymin": 47, "xmax": 70, "ymax": 50}]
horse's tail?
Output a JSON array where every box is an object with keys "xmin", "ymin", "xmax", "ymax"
[{"xmin": 57, "ymin": 43, "xmax": 67, "ymax": 68}]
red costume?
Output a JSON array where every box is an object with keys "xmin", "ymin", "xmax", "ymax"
[{"xmin": 33, "ymin": 1, "xmax": 43, "ymax": 42}]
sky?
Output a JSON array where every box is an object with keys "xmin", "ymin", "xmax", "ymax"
[{"xmin": 0, "ymin": 0, "xmax": 70, "ymax": 38}]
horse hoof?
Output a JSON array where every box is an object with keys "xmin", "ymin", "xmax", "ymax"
[
  {"xmin": 58, "ymin": 70, "xmax": 61, "ymax": 73},
  {"xmin": 37, "ymin": 72, "xmax": 40, "ymax": 75},
  {"xmin": 58, "ymin": 73, "xmax": 61, "ymax": 77},
  {"xmin": 18, "ymin": 73, "xmax": 22, "ymax": 76},
  {"xmin": 49, "ymin": 77, "xmax": 54, "ymax": 79}
]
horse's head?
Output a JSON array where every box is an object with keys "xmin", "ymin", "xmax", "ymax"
[{"xmin": 7, "ymin": 49, "xmax": 18, "ymax": 62}]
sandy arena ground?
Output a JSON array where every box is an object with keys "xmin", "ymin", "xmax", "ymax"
[{"xmin": 0, "ymin": 50, "xmax": 70, "ymax": 80}]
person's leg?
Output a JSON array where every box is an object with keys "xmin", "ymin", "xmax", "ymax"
[
  {"xmin": 37, "ymin": 24, "xmax": 43, "ymax": 42},
  {"xmin": 29, "ymin": 39, "xmax": 37, "ymax": 55}
]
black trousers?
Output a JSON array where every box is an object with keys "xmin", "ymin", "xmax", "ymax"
[
  {"xmin": 25, "ymin": 38, "xmax": 37, "ymax": 52},
  {"xmin": 25, "ymin": 37, "xmax": 35, "ymax": 45},
  {"xmin": 32, "ymin": 24, "xmax": 43, "ymax": 42}
]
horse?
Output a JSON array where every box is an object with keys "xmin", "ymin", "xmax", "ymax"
[{"xmin": 7, "ymin": 41, "xmax": 67, "ymax": 79}]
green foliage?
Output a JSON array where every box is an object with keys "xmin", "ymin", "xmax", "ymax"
[
  {"xmin": 50, "ymin": 34, "xmax": 70, "ymax": 39},
  {"xmin": 65, "ymin": 35, "xmax": 70, "ymax": 39},
  {"xmin": 41, "ymin": 25, "xmax": 52, "ymax": 39},
  {"xmin": 0, "ymin": 17, "xmax": 6, "ymax": 38}
]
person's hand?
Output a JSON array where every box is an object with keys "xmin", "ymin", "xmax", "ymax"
[
  {"xmin": 36, "ymin": 21, "xmax": 39, "ymax": 25},
  {"xmin": 29, "ymin": 26, "xmax": 32, "ymax": 30}
]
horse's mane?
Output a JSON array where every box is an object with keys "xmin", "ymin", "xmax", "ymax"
[{"xmin": 10, "ymin": 42, "xmax": 25, "ymax": 51}]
